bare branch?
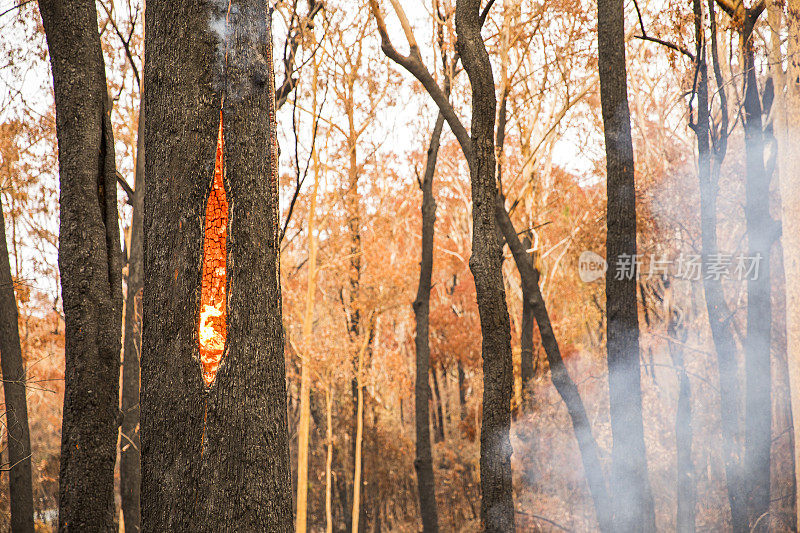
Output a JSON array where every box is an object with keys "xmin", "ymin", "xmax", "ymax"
[
  {"xmin": 369, "ymin": 0, "xmax": 474, "ymax": 166},
  {"xmin": 116, "ymin": 171, "xmax": 134, "ymax": 201},
  {"xmin": 635, "ymin": 34, "xmax": 696, "ymax": 61},
  {"xmin": 0, "ymin": 0, "xmax": 33, "ymax": 19}
]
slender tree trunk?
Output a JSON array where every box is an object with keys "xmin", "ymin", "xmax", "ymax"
[
  {"xmin": 780, "ymin": 0, "xmax": 800, "ymax": 525},
  {"xmin": 519, "ymin": 237, "xmax": 535, "ymax": 399},
  {"xmin": 455, "ymin": 2, "xmax": 516, "ymax": 530},
  {"xmin": 457, "ymin": 360, "xmax": 467, "ymax": 420},
  {"xmin": 703, "ymin": 4, "xmax": 748, "ymax": 528},
  {"xmin": 495, "ymin": 197, "xmax": 613, "ymax": 532},
  {"xmin": 596, "ymin": 0, "xmax": 656, "ymax": 528},
  {"xmin": 326, "ymin": 384, "xmax": 334, "ymax": 533},
  {"xmin": 431, "ymin": 366, "xmax": 446, "ymax": 442},
  {"xmin": 38, "ymin": 1, "xmax": 123, "ymax": 530},
  {"xmin": 344, "ymin": 90, "xmax": 366, "ymax": 533},
  {"xmin": 665, "ymin": 286, "xmax": 695, "ymax": 533},
  {"xmin": 691, "ymin": 3, "xmax": 746, "ymax": 528},
  {"xmin": 352, "ymin": 328, "xmax": 371, "ymax": 533},
  {"xmin": 412, "ymin": 111, "xmax": 445, "ymax": 533},
  {"xmin": 739, "ymin": 16, "xmax": 773, "ymax": 530},
  {"xmin": 296, "ymin": 55, "xmax": 322, "ymax": 533},
  {"xmin": 121, "ymin": 108, "xmax": 144, "ymax": 533},
  {"xmin": 0, "ymin": 194, "xmax": 34, "ymax": 533},
  {"xmin": 766, "ymin": 2, "xmax": 798, "ymax": 527},
  {"xmin": 142, "ymin": 1, "xmax": 293, "ymax": 530}
]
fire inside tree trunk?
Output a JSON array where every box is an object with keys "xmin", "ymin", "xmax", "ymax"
[{"xmin": 142, "ymin": 1, "xmax": 293, "ymax": 530}]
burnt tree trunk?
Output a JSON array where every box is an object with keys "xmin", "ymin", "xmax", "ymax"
[
  {"xmin": 701, "ymin": 2, "xmax": 747, "ymax": 528},
  {"xmin": 740, "ymin": 13, "xmax": 773, "ymax": 530},
  {"xmin": 495, "ymin": 196, "xmax": 613, "ymax": 532},
  {"xmin": 121, "ymin": 111, "xmax": 143, "ymax": 533},
  {"xmin": 412, "ymin": 112, "xmax": 445, "ymax": 533},
  {"xmin": 0, "ymin": 194, "xmax": 34, "ymax": 532},
  {"xmin": 519, "ymin": 236, "xmax": 535, "ymax": 398},
  {"xmin": 455, "ymin": 1, "xmax": 516, "ymax": 530},
  {"xmin": 142, "ymin": 1, "xmax": 293, "ymax": 531},
  {"xmin": 431, "ymin": 366, "xmax": 446, "ymax": 443},
  {"xmin": 665, "ymin": 285, "xmax": 695, "ymax": 533},
  {"xmin": 596, "ymin": 0, "xmax": 657, "ymax": 528},
  {"xmin": 39, "ymin": 1, "xmax": 123, "ymax": 530}
]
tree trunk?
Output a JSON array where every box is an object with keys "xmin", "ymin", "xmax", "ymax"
[
  {"xmin": 0, "ymin": 194, "xmax": 34, "ymax": 532},
  {"xmin": 699, "ymin": 3, "xmax": 749, "ymax": 528},
  {"xmin": 688, "ymin": 2, "xmax": 746, "ymax": 528},
  {"xmin": 142, "ymin": 1, "xmax": 293, "ymax": 530},
  {"xmin": 740, "ymin": 16, "xmax": 773, "ymax": 530},
  {"xmin": 519, "ymin": 236, "xmax": 535, "ymax": 400},
  {"xmin": 352, "ymin": 329, "xmax": 371, "ymax": 533},
  {"xmin": 596, "ymin": 0, "xmax": 656, "ymax": 528},
  {"xmin": 431, "ymin": 366, "xmax": 445, "ymax": 443},
  {"xmin": 665, "ymin": 286, "xmax": 695, "ymax": 533},
  {"xmin": 766, "ymin": 2, "xmax": 798, "ymax": 527},
  {"xmin": 326, "ymin": 384, "xmax": 334, "ymax": 533},
  {"xmin": 780, "ymin": 0, "xmax": 800, "ymax": 525},
  {"xmin": 495, "ymin": 197, "xmax": 613, "ymax": 532},
  {"xmin": 457, "ymin": 360, "xmax": 467, "ymax": 420},
  {"xmin": 412, "ymin": 111, "xmax": 445, "ymax": 533},
  {"xmin": 38, "ymin": 1, "xmax": 123, "ymax": 530},
  {"xmin": 121, "ymin": 107, "xmax": 144, "ymax": 533},
  {"xmin": 455, "ymin": 2, "xmax": 516, "ymax": 530},
  {"xmin": 296, "ymin": 54, "xmax": 322, "ymax": 533}
]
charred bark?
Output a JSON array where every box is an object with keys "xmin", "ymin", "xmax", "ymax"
[
  {"xmin": 495, "ymin": 196, "xmax": 613, "ymax": 532},
  {"xmin": 411, "ymin": 112, "xmax": 445, "ymax": 533},
  {"xmin": 695, "ymin": 2, "xmax": 746, "ymax": 528},
  {"xmin": 664, "ymin": 285, "xmax": 695, "ymax": 533},
  {"xmin": 455, "ymin": 1, "xmax": 516, "ymax": 529},
  {"xmin": 121, "ymin": 112, "xmax": 144, "ymax": 533},
  {"xmin": 0, "ymin": 195, "xmax": 34, "ymax": 532},
  {"xmin": 519, "ymin": 236, "xmax": 535, "ymax": 399},
  {"xmin": 39, "ymin": 0, "xmax": 123, "ymax": 530},
  {"xmin": 597, "ymin": 0, "xmax": 656, "ymax": 527},
  {"xmin": 740, "ymin": 12, "xmax": 773, "ymax": 530},
  {"xmin": 142, "ymin": 1, "xmax": 293, "ymax": 530}
]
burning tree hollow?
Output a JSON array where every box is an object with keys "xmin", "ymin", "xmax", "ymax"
[{"xmin": 199, "ymin": 113, "xmax": 227, "ymax": 385}]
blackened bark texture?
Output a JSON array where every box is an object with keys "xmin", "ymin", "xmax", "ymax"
[
  {"xmin": 705, "ymin": 3, "xmax": 747, "ymax": 527},
  {"xmin": 431, "ymin": 366, "xmax": 446, "ymax": 442},
  {"xmin": 412, "ymin": 114, "xmax": 445, "ymax": 533},
  {"xmin": 455, "ymin": 2, "xmax": 515, "ymax": 530},
  {"xmin": 457, "ymin": 360, "xmax": 467, "ymax": 419},
  {"xmin": 740, "ymin": 15, "xmax": 773, "ymax": 531},
  {"xmin": 665, "ymin": 289, "xmax": 695, "ymax": 533},
  {"xmin": 38, "ymin": 1, "xmax": 123, "ymax": 530},
  {"xmin": 495, "ymin": 196, "xmax": 613, "ymax": 533},
  {"xmin": 142, "ymin": 1, "xmax": 293, "ymax": 531},
  {"xmin": 596, "ymin": 0, "xmax": 656, "ymax": 529},
  {"xmin": 121, "ymin": 114, "xmax": 143, "ymax": 533},
  {"xmin": 0, "ymin": 195, "xmax": 34, "ymax": 532},
  {"xmin": 519, "ymin": 236, "xmax": 535, "ymax": 397},
  {"xmin": 695, "ymin": 3, "xmax": 745, "ymax": 528}
]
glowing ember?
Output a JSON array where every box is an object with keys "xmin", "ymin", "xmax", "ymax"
[{"xmin": 199, "ymin": 113, "xmax": 227, "ymax": 385}]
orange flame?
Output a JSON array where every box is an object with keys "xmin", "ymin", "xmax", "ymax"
[{"xmin": 199, "ymin": 112, "xmax": 227, "ymax": 385}]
